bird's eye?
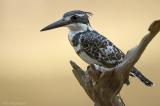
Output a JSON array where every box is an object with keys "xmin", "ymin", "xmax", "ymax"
[{"xmin": 71, "ymin": 15, "xmax": 77, "ymax": 21}]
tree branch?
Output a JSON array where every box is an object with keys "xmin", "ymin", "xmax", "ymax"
[{"xmin": 70, "ymin": 20, "xmax": 160, "ymax": 106}]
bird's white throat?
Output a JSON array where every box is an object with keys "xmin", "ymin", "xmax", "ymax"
[{"xmin": 67, "ymin": 23, "xmax": 93, "ymax": 41}]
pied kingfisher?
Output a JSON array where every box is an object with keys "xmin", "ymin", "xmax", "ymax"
[{"xmin": 41, "ymin": 10, "xmax": 153, "ymax": 86}]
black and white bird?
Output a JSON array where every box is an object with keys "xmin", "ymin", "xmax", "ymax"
[{"xmin": 41, "ymin": 10, "xmax": 153, "ymax": 86}]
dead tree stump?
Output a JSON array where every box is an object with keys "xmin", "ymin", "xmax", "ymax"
[{"xmin": 70, "ymin": 20, "xmax": 160, "ymax": 106}]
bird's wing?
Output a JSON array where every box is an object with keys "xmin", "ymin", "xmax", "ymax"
[{"xmin": 80, "ymin": 30, "xmax": 125, "ymax": 67}]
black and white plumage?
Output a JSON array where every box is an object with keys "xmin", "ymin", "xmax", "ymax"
[
  {"xmin": 41, "ymin": 10, "xmax": 153, "ymax": 86},
  {"xmin": 70, "ymin": 30, "xmax": 124, "ymax": 67}
]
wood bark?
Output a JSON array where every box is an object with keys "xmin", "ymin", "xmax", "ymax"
[{"xmin": 70, "ymin": 20, "xmax": 160, "ymax": 106}]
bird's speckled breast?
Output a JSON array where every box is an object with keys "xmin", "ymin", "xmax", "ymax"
[{"xmin": 68, "ymin": 32, "xmax": 101, "ymax": 65}]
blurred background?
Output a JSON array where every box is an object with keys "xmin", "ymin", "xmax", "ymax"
[{"xmin": 0, "ymin": 0, "xmax": 160, "ymax": 106}]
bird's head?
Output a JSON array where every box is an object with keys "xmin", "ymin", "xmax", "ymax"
[{"xmin": 40, "ymin": 10, "xmax": 92, "ymax": 32}]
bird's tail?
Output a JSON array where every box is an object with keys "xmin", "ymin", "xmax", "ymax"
[{"xmin": 130, "ymin": 67, "xmax": 153, "ymax": 87}]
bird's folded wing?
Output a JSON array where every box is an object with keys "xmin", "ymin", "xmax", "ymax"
[{"xmin": 80, "ymin": 30, "xmax": 125, "ymax": 67}]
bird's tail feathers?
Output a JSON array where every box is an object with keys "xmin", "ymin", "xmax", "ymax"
[{"xmin": 131, "ymin": 67, "xmax": 153, "ymax": 87}]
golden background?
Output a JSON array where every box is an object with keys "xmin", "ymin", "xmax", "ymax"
[{"xmin": 0, "ymin": 0, "xmax": 160, "ymax": 106}]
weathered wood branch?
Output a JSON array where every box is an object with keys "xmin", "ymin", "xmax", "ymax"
[{"xmin": 70, "ymin": 20, "xmax": 160, "ymax": 106}]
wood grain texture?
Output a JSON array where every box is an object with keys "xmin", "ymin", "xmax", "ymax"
[{"xmin": 70, "ymin": 20, "xmax": 160, "ymax": 106}]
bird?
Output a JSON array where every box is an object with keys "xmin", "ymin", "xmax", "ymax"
[{"xmin": 40, "ymin": 10, "xmax": 153, "ymax": 86}]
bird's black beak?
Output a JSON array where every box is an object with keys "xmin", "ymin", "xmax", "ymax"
[{"xmin": 40, "ymin": 19, "xmax": 70, "ymax": 31}]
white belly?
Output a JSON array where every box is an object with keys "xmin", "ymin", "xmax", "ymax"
[
  {"xmin": 78, "ymin": 51, "xmax": 102, "ymax": 65},
  {"xmin": 73, "ymin": 44, "xmax": 101, "ymax": 65}
]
